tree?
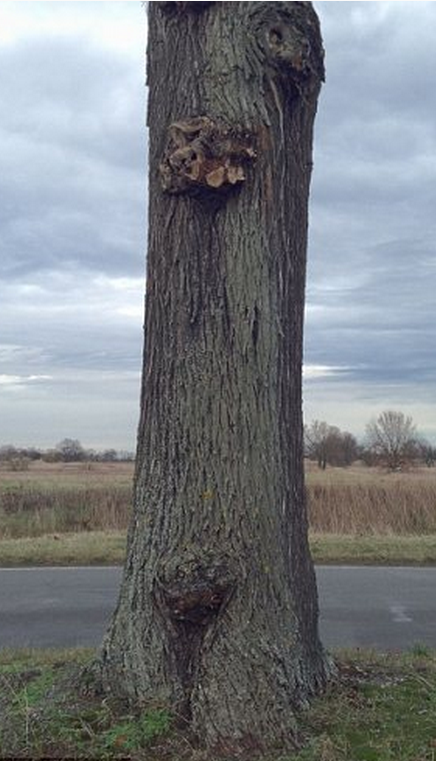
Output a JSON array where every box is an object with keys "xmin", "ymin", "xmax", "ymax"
[
  {"xmin": 305, "ymin": 420, "xmax": 332, "ymax": 469},
  {"xmin": 0, "ymin": 445, "xmax": 18, "ymax": 463},
  {"xmin": 94, "ymin": 2, "xmax": 329, "ymax": 753},
  {"xmin": 418, "ymin": 439, "xmax": 436, "ymax": 467},
  {"xmin": 365, "ymin": 410, "xmax": 417, "ymax": 471},
  {"xmin": 305, "ymin": 421, "xmax": 358, "ymax": 469},
  {"xmin": 337, "ymin": 430, "xmax": 359, "ymax": 466},
  {"xmin": 100, "ymin": 448, "xmax": 118, "ymax": 463},
  {"xmin": 55, "ymin": 438, "xmax": 86, "ymax": 462}
]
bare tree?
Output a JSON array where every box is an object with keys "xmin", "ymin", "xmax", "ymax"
[
  {"xmin": 305, "ymin": 420, "xmax": 333, "ymax": 470},
  {"xmin": 305, "ymin": 421, "xmax": 358, "ymax": 469},
  {"xmin": 55, "ymin": 438, "xmax": 86, "ymax": 462},
  {"xmin": 366, "ymin": 410, "xmax": 417, "ymax": 471},
  {"xmin": 418, "ymin": 439, "xmax": 436, "ymax": 467},
  {"xmin": 92, "ymin": 2, "xmax": 330, "ymax": 753},
  {"xmin": 337, "ymin": 431, "xmax": 359, "ymax": 466}
]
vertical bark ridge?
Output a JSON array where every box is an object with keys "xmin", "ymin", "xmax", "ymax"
[{"xmin": 97, "ymin": 2, "xmax": 331, "ymax": 752}]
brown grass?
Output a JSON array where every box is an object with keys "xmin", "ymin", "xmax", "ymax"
[
  {"xmin": 0, "ymin": 462, "xmax": 132, "ymax": 539},
  {"xmin": 307, "ymin": 464, "xmax": 436, "ymax": 535},
  {"xmin": 1, "ymin": 461, "xmax": 436, "ymax": 539}
]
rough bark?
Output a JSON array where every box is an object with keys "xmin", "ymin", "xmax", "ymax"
[{"xmin": 97, "ymin": 1, "xmax": 330, "ymax": 753}]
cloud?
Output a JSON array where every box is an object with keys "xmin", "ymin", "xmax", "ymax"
[
  {"xmin": 303, "ymin": 364, "xmax": 350, "ymax": 381},
  {"xmin": 0, "ymin": 274, "xmax": 144, "ymax": 377},
  {"xmin": 0, "ymin": 2, "xmax": 146, "ymax": 56},
  {"xmin": 0, "ymin": 374, "xmax": 52, "ymax": 386},
  {"xmin": 0, "ymin": 3, "xmax": 147, "ymax": 448},
  {"xmin": 305, "ymin": 1, "xmax": 436, "ymax": 437},
  {"xmin": 0, "ymin": 32, "xmax": 146, "ymax": 283}
]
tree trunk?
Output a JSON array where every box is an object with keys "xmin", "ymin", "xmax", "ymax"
[{"xmin": 97, "ymin": 1, "xmax": 330, "ymax": 753}]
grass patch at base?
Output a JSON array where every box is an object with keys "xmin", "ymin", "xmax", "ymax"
[
  {"xmin": 0, "ymin": 648, "xmax": 434, "ymax": 760},
  {"xmin": 1, "ymin": 531, "xmax": 436, "ymax": 567},
  {"xmin": 290, "ymin": 649, "xmax": 436, "ymax": 761},
  {"xmin": 0, "ymin": 647, "xmax": 94, "ymax": 671},
  {"xmin": 0, "ymin": 648, "xmax": 172, "ymax": 760}
]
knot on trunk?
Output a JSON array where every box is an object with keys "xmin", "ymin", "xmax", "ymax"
[
  {"xmin": 267, "ymin": 25, "xmax": 313, "ymax": 77},
  {"xmin": 155, "ymin": 549, "xmax": 236, "ymax": 626},
  {"xmin": 160, "ymin": 117, "xmax": 256, "ymax": 196},
  {"xmin": 251, "ymin": 4, "xmax": 325, "ymax": 85}
]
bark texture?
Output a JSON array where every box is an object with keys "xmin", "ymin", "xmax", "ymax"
[{"xmin": 98, "ymin": 1, "xmax": 329, "ymax": 752}]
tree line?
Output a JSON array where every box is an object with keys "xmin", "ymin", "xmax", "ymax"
[
  {"xmin": 2, "ymin": 413, "xmax": 434, "ymax": 473},
  {"xmin": 0, "ymin": 438, "xmax": 134, "ymax": 470},
  {"xmin": 305, "ymin": 410, "xmax": 436, "ymax": 471}
]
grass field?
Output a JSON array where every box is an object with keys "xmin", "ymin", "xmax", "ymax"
[
  {"xmin": 1, "ymin": 461, "xmax": 436, "ymax": 565},
  {"xmin": 0, "ymin": 647, "xmax": 435, "ymax": 760},
  {"xmin": 0, "ymin": 461, "xmax": 132, "ymax": 538},
  {"xmin": 307, "ymin": 462, "xmax": 436, "ymax": 535},
  {"xmin": 1, "ymin": 531, "xmax": 436, "ymax": 567}
]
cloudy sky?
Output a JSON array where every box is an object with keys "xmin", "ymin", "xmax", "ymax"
[{"xmin": 1, "ymin": 1, "xmax": 435, "ymax": 451}]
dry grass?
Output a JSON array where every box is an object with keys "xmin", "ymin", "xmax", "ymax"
[
  {"xmin": 0, "ymin": 461, "xmax": 132, "ymax": 538},
  {"xmin": 307, "ymin": 463, "xmax": 436, "ymax": 535},
  {"xmin": 0, "ymin": 459, "xmax": 133, "ymax": 488},
  {"xmin": 1, "ymin": 461, "xmax": 436, "ymax": 543}
]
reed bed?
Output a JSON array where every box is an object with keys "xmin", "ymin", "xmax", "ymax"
[
  {"xmin": 1, "ymin": 463, "xmax": 436, "ymax": 538},
  {"xmin": 307, "ymin": 471, "xmax": 436, "ymax": 535},
  {"xmin": 0, "ymin": 484, "xmax": 132, "ymax": 538}
]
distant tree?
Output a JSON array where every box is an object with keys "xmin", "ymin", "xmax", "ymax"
[
  {"xmin": 365, "ymin": 410, "xmax": 417, "ymax": 471},
  {"xmin": 42, "ymin": 448, "xmax": 63, "ymax": 463},
  {"xmin": 415, "ymin": 439, "xmax": 436, "ymax": 468},
  {"xmin": 0, "ymin": 445, "xmax": 17, "ymax": 462},
  {"xmin": 117, "ymin": 450, "xmax": 135, "ymax": 462},
  {"xmin": 322, "ymin": 428, "xmax": 359, "ymax": 467},
  {"xmin": 55, "ymin": 438, "xmax": 86, "ymax": 463},
  {"xmin": 101, "ymin": 449, "xmax": 118, "ymax": 462},
  {"xmin": 359, "ymin": 445, "xmax": 378, "ymax": 468},
  {"xmin": 339, "ymin": 431, "xmax": 359, "ymax": 466},
  {"xmin": 21, "ymin": 447, "xmax": 42, "ymax": 461},
  {"xmin": 0, "ymin": 446, "xmax": 42, "ymax": 464},
  {"xmin": 305, "ymin": 421, "xmax": 358, "ymax": 469},
  {"xmin": 305, "ymin": 421, "xmax": 332, "ymax": 469}
]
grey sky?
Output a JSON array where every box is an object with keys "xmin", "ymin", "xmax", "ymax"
[{"xmin": 1, "ymin": 2, "xmax": 435, "ymax": 450}]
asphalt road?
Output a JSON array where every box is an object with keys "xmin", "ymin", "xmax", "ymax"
[{"xmin": 0, "ymin": 565, "xmax": 435, "ymax": 651}]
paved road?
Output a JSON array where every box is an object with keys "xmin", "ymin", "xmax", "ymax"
[{"xmin": 0, "ymin": 566, "xmax": 435, "ymax": 651}]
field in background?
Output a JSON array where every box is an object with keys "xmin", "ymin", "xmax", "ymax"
[
  {"xmin": 0, "ymin": 461, "xmax": 132, "ymax": 538},
  {"xmin": 1, "ymin": 460, "xmax": 436, "ymax": 537},
  {"xmin": 306, "ymin": 462, "xmax": 436, "ymax": 535},
  {"xmin": 1, "ymin": 461, "xmax": 436, "ymax": 564}
]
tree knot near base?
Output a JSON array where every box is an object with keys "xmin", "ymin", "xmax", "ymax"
[
  {"xmin": 154, "ymin": 549, "xmax": 237, "ymax": 627},
  {"xmin": 160, "ymin": 116, "xmax": 256, "ymax": 196}
]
